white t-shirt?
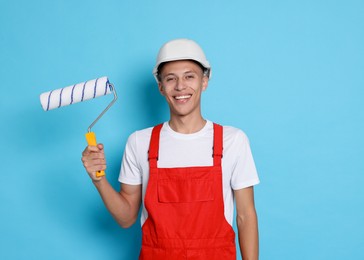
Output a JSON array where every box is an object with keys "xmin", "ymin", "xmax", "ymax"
[{"xmin": 118, "ymin": 120, "xmax": 260, "ymax": 226}]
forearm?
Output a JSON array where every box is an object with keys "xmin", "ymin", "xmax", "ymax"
[
  {"xmin": 93, "ymin": 178, "xmax": 138, "ymax": 228},
  {"xmin": 237, "ymin": 209, "xmax": 259, "ymax": 260}
]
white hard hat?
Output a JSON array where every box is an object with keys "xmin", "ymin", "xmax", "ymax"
[{"xmin": 153, "ymin": 38, "xmax": 211, "ymax": 82}]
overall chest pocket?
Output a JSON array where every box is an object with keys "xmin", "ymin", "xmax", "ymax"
[{"xmin": 158, "ymin": 178, "xmax": 214, "ymax": 203}]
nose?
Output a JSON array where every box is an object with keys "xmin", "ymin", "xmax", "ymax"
[{"xmin": 174, "ymin": 78, "xmax": 186, "ymax": 91}]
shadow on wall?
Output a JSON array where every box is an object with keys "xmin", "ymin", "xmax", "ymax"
[{"xmin": 129, "ymin": 67, "xmax": 168, "ymax": 129}]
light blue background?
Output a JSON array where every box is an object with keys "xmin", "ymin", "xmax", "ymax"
[{"xmin": 1, "ymin": 0, "xmax": 363, "ymax": 259}]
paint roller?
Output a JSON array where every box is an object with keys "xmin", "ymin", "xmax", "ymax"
[{"xmin": 39, "ymin": 76, "xmax": 118, "ymax": 177}]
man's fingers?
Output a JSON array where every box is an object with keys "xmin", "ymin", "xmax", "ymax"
[
  {"xmin": 82, "ymin": 154, "xmax": 106, "ymax": 164},
  {"xmin": 82, "ymin": 144, "xmax": 105, "ymax": 156},
  {"xmin": 85, "ymin": 152, "xmax": 105, "ymax": 159},
  {"xmin": 82, "ymin": 157, "xmax": 107, "ymax": 175},
  {"xmin": 87, "ymin": 145, "xmax": 101, "ymax": 152},
  {"xmin": 82, "ymin": 145, "xmax": 98, "ymax": 156},
  {"xmin": 81, "ymin": 144, "xmax": 107, "ymax": 181},
  {"xmin": 84, "ymin": 163, "xmax": 107, "ymax": 172}
]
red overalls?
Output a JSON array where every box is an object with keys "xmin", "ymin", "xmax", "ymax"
[{"xmin": 139, "ymin": 123, "xmax": 236, "ymax": 260}]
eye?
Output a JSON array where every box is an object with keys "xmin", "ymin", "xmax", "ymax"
[
  {"xmin": 185, "ymin": 74, "xmax": 195, "ymax": 80},
  {"xmin": 165, "ymin": 76, "xmax": 176, "ymax": 82}
]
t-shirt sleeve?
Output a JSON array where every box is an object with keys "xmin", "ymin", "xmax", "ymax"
[
  {"xmin": 230, "ymin": 130, "xmax": 260, "ymax": 190},
  {"xmin": 118, "ymin": 132, "xmax": 143, "ymax": 185}
]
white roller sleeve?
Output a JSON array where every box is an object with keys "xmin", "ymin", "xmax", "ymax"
[{"xmin": 40, "ymin": 76, "xmax": 112, "ymax": 111}]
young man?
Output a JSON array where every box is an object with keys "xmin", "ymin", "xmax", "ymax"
[{"xmin": 82, "ymin": 38, "xmax": 260, "ymax": 259}]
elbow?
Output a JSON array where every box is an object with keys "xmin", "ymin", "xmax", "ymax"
[
  {"xmin": 119, "ymin": 221, "xmax": 135, "ymax": 229},
  {"xmin": 236, "ymin": 214, "xmax": 245, "ymax": 228},
  {"xmin": 119, "ymin": 222, "xmax": 133, "ymax": 229},
  {"xmin": 117, "ymin": 215, "xmax": 138, "ymax": 229},
  {"xmin": 236, "ymin": 208, "xmax": 258, "ymax": 227}
]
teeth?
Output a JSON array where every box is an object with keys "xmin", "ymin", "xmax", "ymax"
[{"xmin": 175, "ymin": 95, "xmax": 191, "ymax": 100}]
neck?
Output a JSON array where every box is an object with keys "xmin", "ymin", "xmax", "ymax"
[{"xmin": 169, "ymin": 115, "xmax": 206, "ymax": 134}]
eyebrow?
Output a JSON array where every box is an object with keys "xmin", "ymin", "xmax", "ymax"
[
  {"xmin": 184, "ymin": 70, "xmax": 198, "ymax": 74},
  {"xmin": 163, "ymin": 70, "xmax": 198, "ymax": 78}
]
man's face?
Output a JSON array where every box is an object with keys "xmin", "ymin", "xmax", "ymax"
[{"xmin": 158, "ymin": 60, "xmax": 208, "ymax": 119}]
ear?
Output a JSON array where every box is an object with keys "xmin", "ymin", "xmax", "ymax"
[
  {"xmin": 158, "ymin": 82, "xmax": 165, "ymax": 96},
  {"xmin": 201, "ymin": 76, "xmax": 209, "ymax": 91}
]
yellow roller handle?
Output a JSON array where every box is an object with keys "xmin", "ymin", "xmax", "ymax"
[{"xmin": 85, "ymin": 131, "xmax": 105, "ymax": 178}]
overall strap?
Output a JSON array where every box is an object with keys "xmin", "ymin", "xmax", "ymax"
[
  {"xmin": 148, "ymin": 124, "xmax": 163, "ymax": 169},
  {"xmin": 149, "ymin": 123, "xmax": 223, "ymax": 168},
  {"xmin": 213, "ymin": 123, "xmax": 223, "ymax": 166}
]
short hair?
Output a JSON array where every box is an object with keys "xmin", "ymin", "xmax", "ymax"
[{"xmin": 157, "ymin": 60, "xmax": 207, "ymax": 82}]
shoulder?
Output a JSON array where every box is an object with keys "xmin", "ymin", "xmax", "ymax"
[
  {"xmin": 126, "ymin": 123, "xmax": 168, "ymax": 147},
  {"xmin": 127, "ymin": 125, "xmax": 154, "ymax": 142},
  {"xmin": 221, "ymin": 124, "xmax": 249, "ymax": 144}
]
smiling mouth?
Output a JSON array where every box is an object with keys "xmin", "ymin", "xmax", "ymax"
[{"xmin": 174, "ymin": 95, "xmax": 192, "ymax": 100}]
